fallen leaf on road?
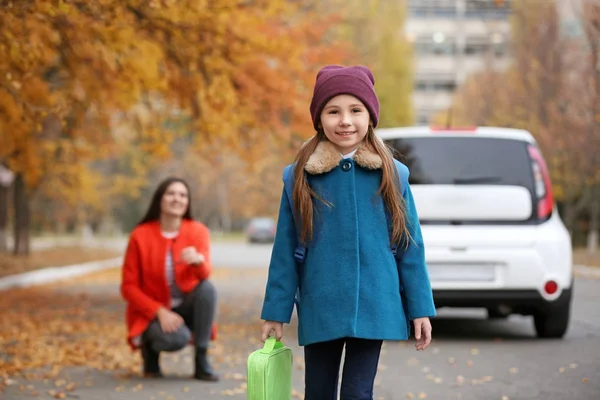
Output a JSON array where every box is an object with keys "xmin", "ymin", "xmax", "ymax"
[
  {"xmin": 407, "ymin": 357, "xmax": 419, "ymax": 366},
  {"xmin": 582, "ymin": 378, "xmax": 589, "ymax": 383},
  {"xmin": 418, "ymin": 392, "xmax": 427, "ymax": 399},
  {"xmin": 509, "ymin": 367, "xmax": 519, "ymax": 374},
  {"xmin": 470, "ymin": 348, "xmax": 480, "ymax": 355},
  {"xmin": 131, "ymin": 383, "xmax": 143, "ymax": 392}
]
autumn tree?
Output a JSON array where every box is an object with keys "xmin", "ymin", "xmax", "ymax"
[
  {"xmin": 1, "ymin": 1, "xmax": 351, "ymax": 254},
  {"xmin": 578, "ymin": 0, "xmax": 600, "ymax": 252}
]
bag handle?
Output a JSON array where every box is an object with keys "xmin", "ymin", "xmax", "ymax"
[{"xmin": 260, "ymin": 337, "xmax": 283, "ymax": 354}]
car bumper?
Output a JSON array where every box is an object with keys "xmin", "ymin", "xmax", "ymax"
[{"xmin": 433, "ymin": 286, "xmax": 573, "ymax": 314}]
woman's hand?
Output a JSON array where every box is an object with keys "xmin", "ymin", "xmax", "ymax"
[
  {"xmin": 181, "ymin": 246, "xmax": 204, "ymax": 265},
  {"xmin": 157, "ymin": 307, "xmax": 184, "ymax": 333},
  {"xmin": 413, "ymin": 317, "xmax": 432, "ymax": 351},
  {"xmin": 261, "ymin": 321, "xmax": 283, "ymax": 342}
]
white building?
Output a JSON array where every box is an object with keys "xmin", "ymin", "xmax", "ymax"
[{"xmin": 405, "ymin": 0, "xmax": 513, "ymax": 124}]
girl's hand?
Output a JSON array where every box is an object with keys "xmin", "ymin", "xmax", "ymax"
[
  {"xmin": 261, "ymin": 321, "xmax": 283, "ymax": 342},
  {"xmin": 413, "ymin": 317, "xmax": 432, "ymax": 351}
]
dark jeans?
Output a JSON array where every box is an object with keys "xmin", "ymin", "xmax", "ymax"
[
  {"xmin": 304, "ymin": 337, "xmax": 383, "ymax": 400},
  {"xmin": 142, "ymin": 280, "xmax": 217, "ymax": 352}
]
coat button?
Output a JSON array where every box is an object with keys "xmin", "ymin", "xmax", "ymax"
[{"xmin": 341, "ymin": 160, "xmax": 352, "ymax": 172}]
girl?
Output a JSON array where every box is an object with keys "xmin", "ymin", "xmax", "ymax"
[
  {"xmin": 121, "ymin": 177, "xmax": 219, "ymax": 381},
  {"xmin": 260, "ymin": 65, "xmax": 436, "ymax": 399}
]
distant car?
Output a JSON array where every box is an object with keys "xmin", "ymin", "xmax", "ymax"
[
  {"xmin": 378, "ymin": 126, "xmax": 573, "ymax": 339},
  {"xmin": 246, "ymin": 217, "xmax": 276, "ymax": 244}
]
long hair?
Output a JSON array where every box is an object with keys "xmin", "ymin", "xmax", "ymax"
[
  {"xmin": 293, "ymin": 125, "xmax": 410, "ymax": 248},
  {"xmin": 137, "ymin": 177, "xmax": 194, "ymax": 226}
]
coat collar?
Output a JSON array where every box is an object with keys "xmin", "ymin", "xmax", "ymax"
[{"xmin": 304, "ymin": 139, "xmax": 383, "ymax": 175}]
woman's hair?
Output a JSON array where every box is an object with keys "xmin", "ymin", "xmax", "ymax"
[
  {"xmin": 292, "ymin": 125, "xmax": 410, "ymax": 248},
  {"xmin": 137, "ymin": 177, "xmax": 194, "ymax": 226}
]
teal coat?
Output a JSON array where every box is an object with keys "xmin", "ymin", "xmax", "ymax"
[{"xmin": 261, "ymin": 140, "xmax": 436, "ymax": 346}]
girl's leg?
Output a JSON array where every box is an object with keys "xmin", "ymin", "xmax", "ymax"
[
  {"xmin": 339, "ymin": 338, "xmax": 383, "ymax": 400},
  {"xmin": 304, "ymin": 338, "xmax": 345, "ymax": 400}
]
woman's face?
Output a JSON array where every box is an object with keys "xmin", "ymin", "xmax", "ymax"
[
  {"xmin": 319, "ymin": 94, "xmax": 370, "ymax": 155},
  {"xmin": 160, "ymin": 182, "xmax": 189, "ymax": 218}
]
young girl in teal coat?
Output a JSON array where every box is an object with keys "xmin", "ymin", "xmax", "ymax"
[{"xmin": 260, "ymin": 65, "xmax": 436, "ymax": 399}]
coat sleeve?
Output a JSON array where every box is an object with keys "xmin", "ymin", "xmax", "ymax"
[
  {"xmin": 397, "ymin": 175, "xmax": 437, "ymax": 320},
  {"xmin": 120, "ymin": 234, "xmax": 163, "ymax": 319},
  {"xmin": 260, "ymin": 183, "xmax": 300, "ymax": 323},
  {"xmin": 191, "ymin": 223, "xmax": 212, "ymax": 280}
]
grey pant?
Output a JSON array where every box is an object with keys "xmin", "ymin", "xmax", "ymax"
[{"xmin": 143, "ymin": 280, "xmax": 217, "ymax": 352}]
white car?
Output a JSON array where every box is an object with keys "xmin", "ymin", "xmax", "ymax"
[{"xmin": 377, "ymin": 126, "xmax": 573, "ymax": 338}]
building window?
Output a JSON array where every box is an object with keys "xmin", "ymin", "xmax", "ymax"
[
  {"xmin": 408, "ymin": 0, "xmax": 456, "ymax": 18},
  {"xmin": 414, "ymin": 34, "xmax": 456, "ymax": 55},
  {"xmin": 465, "ymin": 0, "xmax": 511, "ymax": 19},
  {"xmin": 415, "ymin": 81, "xmax": 457, "ymax": 92},
  {"xmin": 464, "ymin": 35, "xmax": 508, "ymax": 56}
]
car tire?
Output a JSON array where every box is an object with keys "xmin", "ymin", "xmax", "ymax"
[{"xmin": 533, "ymin": 292, "xmax": 572, "ymax": 339}]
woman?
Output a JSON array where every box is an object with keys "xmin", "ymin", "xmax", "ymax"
[{"xmin": 121, "ymin": 177, "xmax": 219, "ymax": 381}]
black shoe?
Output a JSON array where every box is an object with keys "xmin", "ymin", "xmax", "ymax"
[
  {"xmin": 194, "ymin": 348, "xmax": 219, "ymax": 382},
  {"xmin": 142, "ymin": 342, "xmax": 162, "ymax": 378}
]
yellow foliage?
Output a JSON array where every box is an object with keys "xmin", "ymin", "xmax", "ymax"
[{"xmin": 1, "ymin": 0, "xmax": 346, "ymax": 198}]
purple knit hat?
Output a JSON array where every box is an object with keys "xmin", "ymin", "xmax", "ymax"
[{"xmin": 309, "ymin": 65, "xmax": 380, "ymax": 130}]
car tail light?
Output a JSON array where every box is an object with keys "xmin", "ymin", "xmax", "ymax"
[
  {"xmin": 527, "ymin": 145, "xmax": 554, "ymax": 220},
  {"xmin": 544, "ymin": 280, "xmax": 558, "ymax": 295}
]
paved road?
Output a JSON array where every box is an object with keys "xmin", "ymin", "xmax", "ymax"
[
  {"xmin": 3, "ymin": 241, "xmax": 600, "ymax": 399},
  {"xmin": 24, "ymin": 236, "xmax": 274, "ymax": 268}
]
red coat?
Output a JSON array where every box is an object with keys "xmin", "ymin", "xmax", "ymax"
[{"xmin": 120, "ymin": 219, "xmax": 217, "ymax": 349}]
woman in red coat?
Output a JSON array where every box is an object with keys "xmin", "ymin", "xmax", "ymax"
[{"xmin": 120, "ymin": 177, "xmax": 219, "ymax": 381}]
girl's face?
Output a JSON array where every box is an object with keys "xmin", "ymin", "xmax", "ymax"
[
  {"xmin": 319, "ymin": 94, "xmax": 370, "ymax": 155},
  {"xmin": 160, "ymin": 182, "xmax": 189, "ymax": 218}
]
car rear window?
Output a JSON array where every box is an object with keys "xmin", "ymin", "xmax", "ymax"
[{"xmin": 385, "ymin": 136, "xmax": 536, "ymax": 193}]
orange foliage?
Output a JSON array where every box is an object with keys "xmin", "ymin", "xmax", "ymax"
[{"xmin": 0, "ymin": 0, "xmax": 350, "ymax": 192}]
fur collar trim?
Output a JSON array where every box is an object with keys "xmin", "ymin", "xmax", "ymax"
[{"xmin": 304, "ymin": 139, "xmax": 383, "ymax": 175}]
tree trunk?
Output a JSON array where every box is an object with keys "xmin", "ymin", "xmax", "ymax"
[
  {"xmin": 588, "ymin": 187, "xmax": 599, "ymax": 254},
  {"xmin": 13, "ymin": 173, "xmax": 30, "ymax": 256},
  {"xmin": 0, "ymin": 184, "xmax": 8, "ymax": 253}
]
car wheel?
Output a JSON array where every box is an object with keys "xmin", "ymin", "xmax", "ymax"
[{"xmin": 533, "ymin": 293, "xmax": 572, "ymax": 339}]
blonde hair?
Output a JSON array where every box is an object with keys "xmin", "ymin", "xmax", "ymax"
[{"xmin": 292, "ymin": 125, "xmax": 410, "ymax": 248}]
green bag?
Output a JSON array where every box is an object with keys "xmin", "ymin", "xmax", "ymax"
[{"xmin": 247, "ymin": 337, "xmax": 293, "ymax": 400}]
